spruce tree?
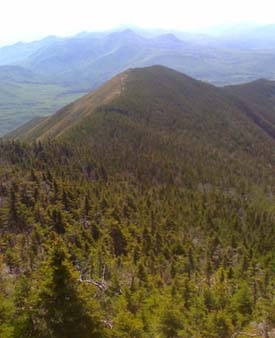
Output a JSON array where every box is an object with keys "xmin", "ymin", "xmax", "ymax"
[{"xmin": 37, "ymin": 240, "xmax": 104, "ymax": 338}]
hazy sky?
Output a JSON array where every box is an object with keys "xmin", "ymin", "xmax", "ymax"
[{"xmin": 2, "ymin": 0, "xmax": 275, "ymax": 44}]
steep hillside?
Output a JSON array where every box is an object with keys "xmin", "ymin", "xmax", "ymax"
[
  {"xmin": 224, "ymin": 79, "xmax": 275, "ymax": 125},
  {"xmin": 10, "ymin": 66, "xmax": 275, "ymax": 162},
  {"xmin": 9, "ymin": 70, "xmax": 128, "ymax": 141}
]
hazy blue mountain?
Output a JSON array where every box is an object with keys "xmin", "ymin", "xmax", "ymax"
[
  {"xmin": 0, "ymin": 65, "xmax": 41, "ymax": 83},
  {"xmin": 13, "ymin": 28, "xmax": 275, "ymax": 88},
  {"xmin": 19, "ymin": 30, "xmax": 197, "ymax": 88},
  {"xmin": 12, "ymin": 30, "xmax": 237, "ymax": 88},
  {"xmin": 0, "ymin": 36, "xmax": 61, "ymax": 65}
]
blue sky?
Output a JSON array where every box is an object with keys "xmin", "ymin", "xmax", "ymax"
[{"xmin": 1, "ymin": 0, "xmax": 275, "ymax": 44}]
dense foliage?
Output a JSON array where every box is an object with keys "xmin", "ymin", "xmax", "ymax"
[
  {"xmin": 0, "ymin": 130, "xmax": 275, "ymax": 338},
  {"xmin": 2, "ymin": 67, "xmax": 275, "ymax": 337}
]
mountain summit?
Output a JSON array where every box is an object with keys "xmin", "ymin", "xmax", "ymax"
[{"xmin": 9, "ymin": 66, "xmax": 275, "ymax": 156}]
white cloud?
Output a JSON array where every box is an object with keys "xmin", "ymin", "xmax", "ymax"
[{"xmin": 1, "ymin": 0, "xmax": 275, "ymax": 44}]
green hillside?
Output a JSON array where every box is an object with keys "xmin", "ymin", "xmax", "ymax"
[
  {"xmin": 2, "ymin": 66, "xmax": 275, "ymax": 338},
  {"xmin": 0, "ymin": 66, "xmax": 85, "ymax": 135},
  {"xmin": 224, "ymin": 79, "xmax": 275, "ymax": 125},
  {"xmin": 9, "ymin": 66, "xmax": 275, "ymax": 147}
]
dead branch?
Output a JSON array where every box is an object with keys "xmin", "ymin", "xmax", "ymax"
[
  {"xmin": 103, "ymin": 319, "xmax": 113, "ymax": 329},
  {"xmin": 102, "ymin": 264, "xmax": 106, "ymax": 283},
  {"xmin": 78, "ymin": 275, "xmax": 107, "ymax": 291},
  {"xmin": 231, "ymin": 332, "xmax": 258, "ymax": 337}
]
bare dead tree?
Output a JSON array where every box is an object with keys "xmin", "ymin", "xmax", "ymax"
[
  {"xmin": 78, "ymin": 275, "xmax": 107, "ymax": 291},
  {"xmin": 103, "ymin": 319, "xmax": 113, "ymax": 329},
  {"xmin": 78, "ymin": 264, "xmax": 107, "ymax": 292},
  {"xmin": 231, "ymin": 321, "xmax": 270, "ymax": 338},
  {"xmin": 231, "ymin": 332, "xmax": 258, "ymax": 338},
  {"xmin": 102, "ymin": 264, "xmax": 106, "ymax": 283}
]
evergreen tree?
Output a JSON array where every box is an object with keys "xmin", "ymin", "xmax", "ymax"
[{"xmin": 36, "ymin": 240, "xmax": 104, "ymax": 338}]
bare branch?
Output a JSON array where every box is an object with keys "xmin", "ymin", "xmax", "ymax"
[
  {"xmin": 102, "ymin": 264, "xmax": 106, "ymax": 283},
  {"xmin": 231, "ymin": 331, "xmax": 259, "ymax": 337},
  {"xmin": 103, "ymin": 319, "xmax": 113, "ymax": 329},
  {"xmin": 78, "ymin": 275, "xmax": 106, "ymax": 291}
]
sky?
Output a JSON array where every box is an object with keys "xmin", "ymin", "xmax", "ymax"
[{"xmin": 2, "ymin": 0, "xmax": 275, "ymax": 44}]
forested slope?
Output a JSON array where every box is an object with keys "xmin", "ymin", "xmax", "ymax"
[{"xmin": 1, "ymin": 66, "xmax": 275, "ymax": 337}]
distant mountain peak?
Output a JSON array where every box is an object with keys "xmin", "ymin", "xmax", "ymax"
[
  {"xmin": 155, "ymin": 33, "xmax": 181, "ymax": 42},
  {"xmin": 152, "ymin": 33, "xmax": 183, "ymax": 47},
  {"xmin": 252, "ymin": 78, "xmax": 273, "ymax": 85},
  {"xmin": 110, "ymin": 28, "xmax": 141, "ymax": 39},
  {"xmin": 101, "ymin": 29, "xmax": 145, "ymax": 47}
]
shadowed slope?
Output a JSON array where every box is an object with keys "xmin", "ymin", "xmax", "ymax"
[{"xmin": 224, "ymin": 79, "xmax": 275, "ymax": 125}]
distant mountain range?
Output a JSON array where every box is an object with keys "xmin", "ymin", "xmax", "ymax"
[{"xmin": 2, "ymin": 25, "xmax": 275, "ymax": 135}]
